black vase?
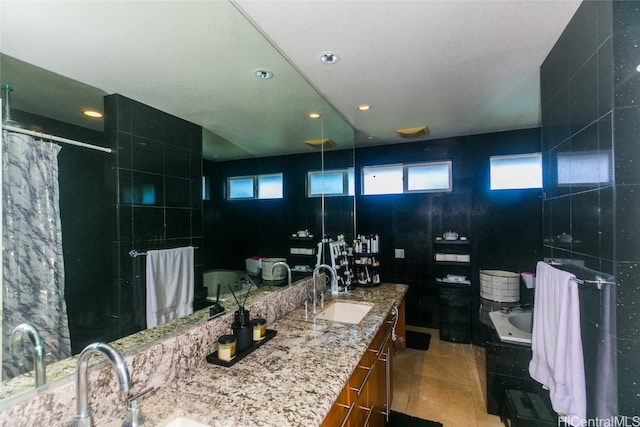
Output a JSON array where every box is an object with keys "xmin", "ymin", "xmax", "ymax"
[{"xmin": 232, "ymin": 322, "xmax": 253, "ymax": 352}]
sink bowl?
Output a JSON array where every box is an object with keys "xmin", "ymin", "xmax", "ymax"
[
  {"xmin": 163, "ymin": 417, "xmax": 212, "ymax": 427},
  {"xmin": 508, "ymin": 311, "xmax": 533, "ymax": 332},
  {"xmin": 315, "ymin": 302, "xmax": 372, "ymax": 324},
  {"xmin": 488, "ymin": 310, "xmax": 533, "ymax": 345}
]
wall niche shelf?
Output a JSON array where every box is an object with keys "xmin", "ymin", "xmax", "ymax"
[{"xmin": 433, "ymin": 236, "xmax": 471, "ymax": 343}]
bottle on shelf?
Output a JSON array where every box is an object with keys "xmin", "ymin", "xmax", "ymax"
[{"xmin": 353, "ymin": 233, "xmax": 381, "ymax": 286}]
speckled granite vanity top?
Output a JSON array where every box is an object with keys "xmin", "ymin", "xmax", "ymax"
[{"xmin": 116, "ymin": 284, "xmax": 407, "ymax": 427}]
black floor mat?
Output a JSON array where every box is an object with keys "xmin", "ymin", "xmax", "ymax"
[
  {"xmin": 387, "ymin": 410, "xmax": 443, "ymax": 427},
  {"xmin": 406, "ymin": 331, "xmax": 431, "ymax": 350}
]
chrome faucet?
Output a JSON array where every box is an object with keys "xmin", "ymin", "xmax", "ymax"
[
  {"xmin": 314, "ymin": 264, "xmax": 338, "ymax": 301},
  {"xmin": 270, "ymin": 261, "xmax": 292, "ymax": 286},
  {"xmin": 10, "ymin": 323, "xmax": 46, "ymax": 387},
  {"xmin": 73, "ymin": 342, "xmax": 131, "ymax": 427}
]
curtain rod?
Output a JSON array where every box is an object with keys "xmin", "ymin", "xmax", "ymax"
[{"xmin": 2, "ymin": 124, "xmax": 112, "ymax": 154}]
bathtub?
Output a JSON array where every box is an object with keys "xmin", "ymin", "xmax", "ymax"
[
  {"xmin": 488, "ymin": 309, "xmax": 533, "ymax": 345},
  {"xmin": 203, "ymin": 270, "xmax": 256, "ymax": 303}
]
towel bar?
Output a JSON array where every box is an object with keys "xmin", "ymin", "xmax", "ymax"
[
  {"xmin": 571, "ymin": 276, "xmax": 614, "ymax": 290},
  {"xmin": 129, "ymin": 246, "xmax": 199, "ymax": 258},
  {"xmin": 546, "ymin": 262, "xmax": 614, "ymax": 290}
]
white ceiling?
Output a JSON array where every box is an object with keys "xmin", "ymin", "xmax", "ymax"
[{"xmin": 0, "ymin": 0, "xmax": 581, "ymax": 160}]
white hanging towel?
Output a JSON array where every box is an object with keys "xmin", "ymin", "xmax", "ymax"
[
  {"xmin": 145, "ymin": 246, "xmax": 194, "ymax": 329},
  {"xmin": 529, "ymin": 261, "xmax": 586, "ymax": 426}
]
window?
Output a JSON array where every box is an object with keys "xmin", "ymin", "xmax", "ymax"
[
  {"xmin": 227, "ymin": 173, "xmax": 283, "ymax": 200},
  {"xmin": 363, "ymin": 164, "xmax": 403, "ymax": 195},
  {"xmin": 490, "ymin": 153, "xmax": 542, "ymax": 190},
  {"xmin": 362, "ymin": 161, "xmax": 452, "ymax": 195},
  {"xmin": 407, "ymin": 162, "xmax": 452, "ymax": 192},
  {"xmin": 557, "ymin": 151, "xmax": 611, "ymax": 186},
  {"xmin": 307, "ymin": 168, "xmax": 354, "ymax": 197},
  {"xmin": 257, "ymin": 174, "xmax": 284, "ymax": 199},
  {"xmin": 202, "ymin": 176, "xmax": 210, "ymax": 201},
  {"xmin": 228, "ymin": 176, "xmax": 255, "ymax": 199}
]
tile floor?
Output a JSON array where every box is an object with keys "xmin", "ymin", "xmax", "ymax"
[{"xmin": 391, "ymin": 326, "xmax": 504, "ymax": 427}]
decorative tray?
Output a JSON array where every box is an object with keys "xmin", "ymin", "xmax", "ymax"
[{"xmin": 206, "ymin": 329, "xmax": 277, "ymax": 367}]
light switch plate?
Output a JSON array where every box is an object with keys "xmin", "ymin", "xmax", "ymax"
[{"xmin": 395, "ymin": 249, "xmax": 405, "ymax": 259}]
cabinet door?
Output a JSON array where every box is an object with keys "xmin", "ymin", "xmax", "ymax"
[
  {"xmin": 321, "ymin": 309, "xmax": 397, "ymax": 427},
  {"xmin": 364, "ymin": 320, "xmax": 393, "ymax": 427},
  {"xmin": 321, "ymin": 385, "xmax": 352, "ymax": 427}
]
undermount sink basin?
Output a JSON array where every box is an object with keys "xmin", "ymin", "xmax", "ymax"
[
  {"xmin": 163, "ymin": 417, "xmax": 212, "ymax": 427},
  {"xmin": 488, "ymin": 310, "xmax": 533, "ymax": 345},
  {"xmin": 508, "ymin": 311, "xmax": 533, "ymax": 332},
  {"xmin": 315, "ymin": 302, "xmax": 372, "ymax": 324}
]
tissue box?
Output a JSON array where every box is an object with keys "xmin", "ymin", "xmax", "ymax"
[
  {"xmin": 245, "ymin": 257, "xmax": 262, "ymax": 275},
  {"xmin": 521, "ymin": 272, "xmax": 536, "ymax": 289}
]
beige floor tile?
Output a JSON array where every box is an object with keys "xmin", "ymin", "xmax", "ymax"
[
  {"xmin": 413, "ymin": 352, "xmax": 475, "ymax": 385},
  {"xmin": 393, "ymin": 328, "xmax": 504, "ymax": 427}
]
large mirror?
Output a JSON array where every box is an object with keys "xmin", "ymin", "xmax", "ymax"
[{"xmin": 0, "ymin": 1, "xmax": 354, "ymax": 403}]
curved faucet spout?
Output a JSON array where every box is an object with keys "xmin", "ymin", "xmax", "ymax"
[
  {"xmin": 314, "ymin": 264, "xmax": 338, "ymax": 297},
  {"xmin": 73, "ymin": 342, "xmax": 131, "ymax": 427},
  {"xmin": 270, "ymin": 262, "xmax": 292, "ymax": 286},
  {"xmin": 10, "ymin": 323, "xmax": 46, "ymax": 387}
]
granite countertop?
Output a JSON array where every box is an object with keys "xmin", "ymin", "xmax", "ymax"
[
  {"xmin": 112, "ymin": 284, "xmax": 407, "ymax": 427},
  {"xmin": 0, "ymin": 274, "xmax": 314, "ymax": 402}
]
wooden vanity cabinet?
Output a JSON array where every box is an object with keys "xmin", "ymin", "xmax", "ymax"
[{"xmin": 321, "ymin": 302, "xmax": 402, "ymax": 427}]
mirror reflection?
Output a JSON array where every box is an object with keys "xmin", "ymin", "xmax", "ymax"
[{"xmin": 0, "ymin": 1, "xmax": 354, "ymax": 402}]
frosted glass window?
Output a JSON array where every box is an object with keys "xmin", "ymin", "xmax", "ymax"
[
  {"xmin": 490, "ymin": 153, "xmax": 542, "ymax": 190},
  {"xmin": 557, "ymin": 151, "xmax": 611, "ymax": 185},
  {"xmin": 228, "ymin": 174, "xmax": 283, "ymax": 200},
  {"xmin": 347, "ymin": 169, "xmax": 355, "ymax": 195},
  {"xmin": 202, "ymin": 176, "xmax": 210, "ymax": 200},
  {"xmin": 228, "ymin": 177, "xmax": 254, "ymax": 199},
  {"xmin": 407, "ymin": 162, "xmax": 451, "ymax": 192},
  {"xmin": 142, "ymin": 184, "xmax": 156, "ymax": 204},
  {"xmin": 257, "ymin": 174, "xmax": 283, "ymax": 199},
  {"xmin": 308, "ymin": 168, "xmax": 354, "ymax": 197},
  {"xmin": 363, "ymin": 165, "xmax": 403, "ymax": 195}
]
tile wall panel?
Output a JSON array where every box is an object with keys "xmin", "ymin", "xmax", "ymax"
[
  {"xmin": 541, "ymin": 0, "xmax": 640, "ymax": 415},
  {"xmin": 205, "ymin": 127, "xmax": 543, "ymax": 336},
  {"xmin": 105, "ymin": 94, "xmax": 203, "ymax": 338}
]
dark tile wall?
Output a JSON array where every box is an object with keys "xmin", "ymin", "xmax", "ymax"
[
  {"xmin": 105, "ymin": 94, "xmax": 203, "ymax": 338},
  {"xmin": 204, "ymin": 127, "xmax": 543, "ymax": 342},
  {"xmin": 10, "ymin": 110, "xmax": 114, "ymax": 354},
  {"xmin": 540, "ymin": 0, "xmax": 640, "ymax": 415},
  {"xmin": 203, "ymin": 150, "xmax": 353, "ymax": 271},
  {"xmin": 355, "ymin": 129, "xmax": 542, "ymax": 341}
]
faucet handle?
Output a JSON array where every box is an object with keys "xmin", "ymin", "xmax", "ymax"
[{"xmin": 122, "ymin": 387, "xmax": 154, "ymax": 427}]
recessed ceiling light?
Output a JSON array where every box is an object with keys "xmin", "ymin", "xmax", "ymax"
[
  {"xmin": 254, "ymin": 69, "xmax": 273, "ymax": 79},
  {"xmin": 636, "ymin": 63, "xmax": 640, "ymax": 73},
  {"xmin": 320, "ymin": 52, "xmax": 340, "ymax": 65},
  {"xmin": 356, "ymin": 104, "xmax": 371, "ymax": 112},
  {"xmin": 83, "ymin": 110, "xmax": 103, "ymax": 118},
  {"xmin": 308, "ymin": 112, "xmax": 321, "ymax": 119}
]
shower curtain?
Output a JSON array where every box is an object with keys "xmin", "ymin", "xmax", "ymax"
[{"xmin": 2, "ymin": 130, "xmax": 71, "ymax": 380}]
